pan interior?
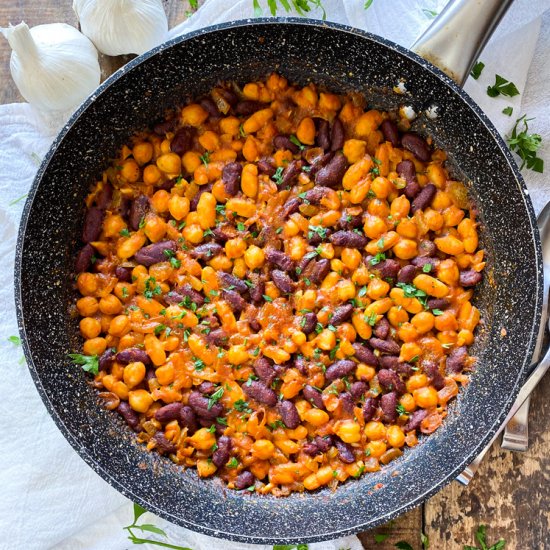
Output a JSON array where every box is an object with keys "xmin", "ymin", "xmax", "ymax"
[{"xmin": 16, "ymin": 20, "xmax": 541, "ymax": 544}]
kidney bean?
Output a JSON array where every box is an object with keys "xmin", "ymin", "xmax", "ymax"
[
  {"xmin": 402, "ymin": 132, "xmax": 431, "ymax": 162},
  {"xmin": 129, "ymin": 195, "xmax": 149, "ymax": 231},
  {"xmin": 303, "ymin": 186, "xmax": 331, "ymax": 205},
  {"xmin": 214, "ymin": 87, "xmax": 238, "ymax": 108},
  {"xmin": 303, "ymin": 442, "xmax": 321, "ymax": 456},
  {"xmin": 117, "ymin": 348, "xmax": 151, "ymax": 365},
  {"xmin": 352, "ymin": 342, "xmax": 378, "ymax": 366},
  {"xmin": 134, "ymin": 240, "xmax": 177, "ymax": 266},
  {"xmin": 411, "ymin": 256, "xmax": 437, "ymax": 272},
  {"xmin": 165, "ymin": 283, "xmax": 204, "ymax": 307},
  {"xmin": 418, "ymin": 240, "xmax": 436, "ymax": 257},
  {"xmin": 380, "ymin": 355, "xmax": 413, "ymax": 376},
  {"xmin": 281, "ymin": 197, "xmax": 301, "ymax": 218},
  {"xmin": 235, "ymin": 100, "xmax": 264, "ymax": 116},
  {"xmin": 331, "ymin": 304, "xmax": 354, "ymax": 325},
  {"xmin": 460, "ymin": 269, "xmax": 483, "ymax": 287},
  {"xmin": 303, "ymin": 384, "xmax": 325, "ymax": 409},
  {"xmin": 198, "ymin": 381, "xmax": 217, "ymax": 395},
  {"xmin": 335, "ymin": 439, "xmax": 355, "ymax": 464},
  {"xmin": 180, "ymin": 405, "xmax": 198, "ymax": 433},
  {"xmin": 380, "ymin": 119, "xmax": 400, "ymax": 146},
  {"xmin": 325, "ymin": 359, "xmax": 356, "ymax": 382},
  {"xmin": 339, "ymin": 391, "xmax": 355, "ymax": 414},
  {"xmin": 330, "ymin": 118, "xmax": 345, "ymax": 151},
  {"xmin": 294, "ymin": 355, "xmax": 309, "ymax": 376},
  {"xmin": 218, "ymin": 272, "xmax": 248, "ymax": 294},
  {"xmin": 119, "ymin": 197, "xmax": 131, "ymax": 219},
  {"xmin": 247, "ymin": 273, "xmax": 265, "ymax": 303},
  {"xmin": 411, "ymin": 183, "xmax": 437, "ymax": 214},
  {"xmin": 296, "ymin": 313, "xmax": 315, "ymax": 336},
  {"xmin": 243, "ymin": 380, "xmax": 278, "ymax": 407},
  {"xmin": 273, "ymin": 134, "xmax": 300, "ymax": 154},
  {"xmin": 82, "ymin": 207, "xmax": 104, "ymax": 243},
  {"xmin": 350, "ymin": 381, "xmax": 368, "ymax": 400},
  {"xmin": 314, "ymin": 118, "xmax": 331, "ymax": 150},
  {"xmin": 309, "ymin": 152, "xmax": 334, "ymax": 178},
  {"xmin": 377, "ymin": 369, "xmax": 406, "ymax": 395},
  {"xmin": 373, "ymin": 317, "xmax": 390, "ymax": 339},
  {"xmin": 190, "ymin": 242, "xmax": 223, "ymax": 261},
  {"xmin": 220, "ymin": 162, "xmax": 242, "ymax": 196},
  {"xmin": 396, "ymin": 160, "xmax": 416, "ymax": 184},
  {"xmin": 252, "ymin": 357, "xmax": 276, "ymax": 385},
  {"xmin": 315, "ymin": 435, "xmax": 333, "ymax": 453},
  {"xmin": 171, "ymin": 127, "xmax": 195, "ymax": 155},
  {"xmin": 116, "ymin": 401, "xmax": 140, "ymax": 431},
  {"xmin": 373, "ymin": 259, "xmax": 400, "ymax": 280},
  {"xmin": 212, "ymin": 435, "xmax": 232, "ymax": 468},
  {"xmin": 212, "ymin": 225, "xmax": 236, "ymax": 244},
  {"xmin": 190, "ymin": 183, "xmax": 213, "ymax": 211},
  {"xmin": 404, "ymin": 179, "xmax": 421, "ymax": 200},
  {"xmin": 75, "ymin": 244, "xmax": 94, "ymax": 273},
  {"xmin": 271, "ymin": 270, "xmax": 294, "ymax": 294},
  {"xmin": 398, "ymin": 265, "xmax": 418, "ymax": 284},
  {"xmin": 206, "ymin": 328, "xmax": 228, "ymax": 347},
  {"xmin": 198, "ymin": 418, "xmax": 225, "ymax": 434},
  {"xmin": 280, "ymin": 159, "xmax": 302, "ymax": 188},
  {"xmin": 153, "ymin": 118, "xmax": 175, "ymax": 135},
  {"xmin": 266, "ymin": 249, "xmax": 294, "ymax": 271},
  {"xmin": 423, "ymin": 360, "xmax": 445, "ymax": 390},
  {"xmin": 446, "ymin": 346, "xmax": 468, "ymax": 374},
  {"xmin": 315, "ymin": 153, "xmax": 348, "ymax": 188},
  {"xmin": 404, "ymin": 409, "xmax": 429, "ymax": 431},
  {"xmin": 330, "ymin": 230, "xmax": 368, "ymax": 248},
  {"xmin": 115, "ymin": 266, "xmax": 132, "ymax": 282},
  {"xmin": 200, "ymin": 97, "xmax": 220, "ymax": 117},
  {"xmin": 96, "ymin": 183, "xmax": 113, "ymax": 209},
  {"xmin": 153, "ymin": 432, "xmax": 177, "ymax": 454},
  {"xmin": 222, "ymin": 289, "xmax": 247, "ymax": 313},
  {"xmin": 369, "ymin": 338, "xmax": 401, "ymax": 355},
  {"xmin": 155, "ymin": 403, "xmax": 184, "ymax": 423},
  {"xmin": 362, "ymin": 397, "xmax": 379, "ymax": 422},
  {"xmin": 188, "ymin": 391, "xmax": 223, "ymax": 420},
  {"xmin": 427, "ymin": 298, "xmax": 450, "ymax": 310},
  {"xmin": 380, "ymin": 391, "xmax": 398, "ymax": 423},
  {"xmin": 339, "ymin": 211, "xmax": 363, "ymax": 231},
  {"xmin": 310, "ymin": 259, "xmax": 332, "ymax": 285},
  {"xmin": 257, "ymin": 157, "xmax": 276, "ymax": 177},
  {"xmin": 307, "ymin": 228, "xmax": 332, "ymax": 247},
  {"xmin": 278, "ymin": 400, "xmax": 300, "ymax": 429},
  {"xmin": 98, "ymin": 348, "xmax": 116, "ymax": 371},
  {"xmin": 234, "ymin": 470, "xmax": 255, "ymax": 490}
]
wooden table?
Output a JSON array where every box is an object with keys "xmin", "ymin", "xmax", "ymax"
[{"xmin": 2, "ymin": 2, "xmax": 548, "ymax": 548}]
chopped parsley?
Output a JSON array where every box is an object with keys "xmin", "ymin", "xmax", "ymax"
[
  {"xmin": 119, "ymin": 228, "xmax": 130, "ymax": 237},
  {"xmin": 422, "ymin": 263, "xmax": 432, "ymax": 273},
  {"xmin": 68, "ymin": 353, "xmax": 99, "ymax": 375},
  {"xmin": 272, "ymin": 166, "xmax": 284, "ymax": 186},
  {"xmin": 233, "ymin": 399, "xmax": 252, "ymax": 414},
  {"xmin": 200, "ymin": 151, "xmax": 210, "ymax": 166},
  {"xmin": 154, "ymin": 324, "xmax": 167, "ymax": 336},
  {"xmin": 193, "ymin": 357, "xmax": 206, "ymax": 371},
  {"xmin": 470, "ymin": 61, "xmax": 485, "ymax": 80},
  {"xmin": 507, "ymin": 114, "xmax": 544, "ymax": 173},
  {"xmin": 502, "ymin": 106, "xmax": 513, "ymax": 117},
  {"xmin": 207, "ymin": 387, "xmax": 224, "ymax": 409},
  {"xmin": 487, "ymin": 74, "xmax": 520, "ymax": 98},
  {"xmin": 432, "ymin": 308, "xmax": 444, "ymax": 316},
  {"xmin": 227, "ymin": 457, "xmax": 239, "ymax": 468},
  {"xmin": 308, "ymin": 225, "xmax": 328, "ymax": 240},
  {"xmin": 263, "ymin": 295, "xmax": 273, "ymax": 302},
  {"xmin": 369, "ymin": 252, "xmax": 386, "ymax": 266},
  {"xmin": 144, "ymin": 277, "xmax": 162, "ymax": 300},
  {"xmin": 290, "ymin": 134, "xmax": 306, "ymax": 150},
  {"xmin": 396, "ymin": 282, "xmax": 428, "ymax": 306}
]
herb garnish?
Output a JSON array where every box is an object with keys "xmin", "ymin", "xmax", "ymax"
[
  {"xmin": 486, "ymin": 74, "xmax": 520, "ymax": 98},
  {"xmin": 507, "ymin": 115, "xmax": 544, "ymax": 173},
  {"xmin": 69, "ymin": 353, "xmax": 99, "ymax": 375},
  {"xmin": 207, "ymin": 387, "xmax": 224, "ymax": 409},
  {"xmin": 470, "ymin": 61, "xmax": 485, "ymax": 80},
  {"xmin": 464, "ymin": 524, "xmax": 505, "ymax": 550}
]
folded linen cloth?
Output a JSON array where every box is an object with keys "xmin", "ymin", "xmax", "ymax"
[{"xmin": 1, "ymin": 1, "xmax": 549, "ymax": 549}]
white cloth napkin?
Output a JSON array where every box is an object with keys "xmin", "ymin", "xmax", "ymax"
[{"xmin": 1, "ymin": 1, "xmax": 549, "ymax": 549}]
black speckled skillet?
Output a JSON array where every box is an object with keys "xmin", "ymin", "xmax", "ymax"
[{"xmin": 15, "ymin": 12, "xmax": 542, "ymax": 546}]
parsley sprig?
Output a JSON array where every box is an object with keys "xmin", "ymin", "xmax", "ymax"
[
  {"xmin": 464, "ymin": 524, "xmax": 505, "ymax": 550},
  {"xmin": 69, "ymin": 353, "xmax": 99, "ymax": 375},
  {"xmin": 253, "ymin": 0, "xmax": 327, "ymax": 19},
  {"xmin": 486, "ymin": 74, "xmax": 519, "ymax": 98},
  {"xmin": 507, "ymin": 115, "xmax": 544, "ymax": 173}
]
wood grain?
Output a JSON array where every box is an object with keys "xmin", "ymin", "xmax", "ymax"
[
  {"xmin": 1, "ymin": 2, "xmax": 548, "ymax": 550},
  {"xmin": 424, "ymin": 373, "xmax": 550, "ymax": 549}
]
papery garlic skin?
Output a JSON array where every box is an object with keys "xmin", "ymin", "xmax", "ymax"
[
  {"xmin": 73, "ymin": 0, "xmax": 168, "ymax": 56},
  {"xmin": 1, "ymin": 22, "xmax": 101, "ymax": 113}
]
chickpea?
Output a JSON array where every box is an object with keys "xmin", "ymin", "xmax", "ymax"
[
  {"xmin": 414, "ymin": 386, "xmax": 439, "ymax": 408},
  {"xmin": 99, "ymin": 294, "xmax": 122, "ymax": 315},
  {"xmin": 386, "ymin": 425, "xmax": 406, "ymax": 447},
  {"xmin": 303, "ymin": 408, "xmax": 330, "ymax": 427},
  {"xmin": 335, "ymin": 420, "xmax": 361, "ymax": 443},
  {"xmin": 77, "ymin": 296, "xmax": 99, "ymax": 317},
  {"xmin": 252, "ymin": 439, "xmax": 275, "ymax": 460},
  {"xmin": 80, "ymin": 317, "xmax": 101, "ymax": 339},
  {"xmin": 364, "ymin": 421, "xmax": 387, "ymax": 440},
  {"xmin": 132, "ymin": 142, "xmax": 153, "ymax": 165},
  {"xmin": 244, "ymin": 245, "xmax": 265, "ymax": 269},
  {"xmin": 123, "ymin": 361, "xmax": 146, "ymax": 388},
  {"xmin": 120, "ymin": 159, "xmax": 140, "ymax": 182},
  {"xmin": 129, "ymin": 389, "xmax": 154, "ymax": 413},
  {"xmin": 83, "ymin": 337, "xmax": 107, "ymax": 356}
]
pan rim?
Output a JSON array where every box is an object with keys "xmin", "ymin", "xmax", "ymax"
[{"xmin": 14, "ymin": 17, "xmax": 543, "ymax": 544}]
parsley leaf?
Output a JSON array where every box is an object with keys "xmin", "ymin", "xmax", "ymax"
[
  {"xmin": 69, "ymin": 353, "xmax": 99, "ymax": 375},
  {"xmin": 290, "ymin": 134, "xmax": 306, "ymax": 150},
  {"xmin": 422, "ymin": 263, "xmax": 432, "ymax": 273},
  {"xmin": 487, "ymin": 74, "xmax": 520, "ymax": 98},
  {"xmin": 502, "ymin": 106, "xmax": 513, "ymax": 117},
  {"xmin": 470, "ymin": 61, "xmax": 485, "ymax": 80},
  {"xmin": 272, "ymin": 166, "xmax": 284, "ymax": 186},
  {"xmin": 119, "ymin": 228, "xmax": 131, "ymax": 237},
  {"xmin": 233, "ymin": 399, "xmax": 252, "ymax": 413},
  {"xmin": 507, "ymin": 114, "xmax": 544, "ymax": 173},
  {"xmin": 369, "ymin": 252, "xmax": 386, "ymax": 266},
  {"xmin": 200, "ymin": 151, "xmax": 210, "ymax": 166},
  {"xmin": 8, "ymin": 335, "xmax": 21, "ymax": 346},
  {"xmin": 207, "ymin": 387, "xmax": 224, "ymax": 409}
]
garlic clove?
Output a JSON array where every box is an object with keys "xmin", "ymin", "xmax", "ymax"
[
  {"xmin": 73, "ymin": 0, "xmax": 168, "ymax": 57},
  {"xmin": 1, "ymin": 22, "xmax": 101, "ymax": 113}
]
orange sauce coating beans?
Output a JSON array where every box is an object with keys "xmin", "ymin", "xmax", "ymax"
[{"xmin": 74, "ymin": 74, "xmax": 484, "ymax": 496}]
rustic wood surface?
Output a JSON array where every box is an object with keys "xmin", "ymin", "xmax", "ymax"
[{"xmin": 1, "ymin": 1, "xmax": 548, "ymax": 549}]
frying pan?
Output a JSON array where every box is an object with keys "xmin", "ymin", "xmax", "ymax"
[{"xmin": 15, "ymin": 0, "xmax": 543, "ymax": 544}]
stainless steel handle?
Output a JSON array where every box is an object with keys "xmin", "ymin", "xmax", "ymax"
[
  {"xmin": 458, "ymin": 335, "xmax": 550, "ymax": 485},
  {"xmin": 501, "ymin": 395, "xmax": 530, "ymax": 451},
  {"xmin": 411, "ymin": 0, "xmax": 514, "ymax": 86}
]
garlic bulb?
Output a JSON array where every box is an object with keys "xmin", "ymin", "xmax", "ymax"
[
  {"xmin": 1, "ymin": 22, "xmax": 100, "ymax": 113},
  {"xmin": 73, "ymin": 0, "xmax": 168, "ymax": 56}
]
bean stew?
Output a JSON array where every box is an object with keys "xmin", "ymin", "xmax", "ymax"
[{"xmin": 72, "ymin": 73, "xmax": 484, "ymax": 495}]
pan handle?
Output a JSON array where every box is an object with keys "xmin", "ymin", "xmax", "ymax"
[{"xmin": 410, "ymin": 0, "xmax": 514, "ymax": 87}]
